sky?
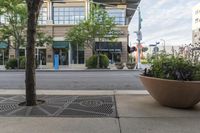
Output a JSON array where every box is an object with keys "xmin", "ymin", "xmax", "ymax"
[{"xmin": 128, "ymin": 0, "xmax": 200, "ymax": 47}]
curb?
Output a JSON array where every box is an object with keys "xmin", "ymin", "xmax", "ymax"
[
  {"xmin": 0, "ymin": 90, "xmax": 149, "ymax": 95},
  {"xmin": 0, "ymin": 69, "xmax": 140, "ymax": 72}
]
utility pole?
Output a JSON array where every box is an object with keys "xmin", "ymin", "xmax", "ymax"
[{"xmin": 135, "ymin": 7, "xmax": 142, "ymax": 69}]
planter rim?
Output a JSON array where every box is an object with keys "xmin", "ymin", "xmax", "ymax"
[{"xmin": 140, "ymin": 75, "xmax": 200, "ymax": 83}]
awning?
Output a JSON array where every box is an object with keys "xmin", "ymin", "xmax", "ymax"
[
  {"xmin": 53, "ymin": 41, "xmax": 69, "ymax": 49},
  {"xmin": 0, "ymin": 41, "xmax": 8, "ymax": 49},
  {"xmin": 95, "ymin": 42, "xmax": 122, "ymax": 52}
]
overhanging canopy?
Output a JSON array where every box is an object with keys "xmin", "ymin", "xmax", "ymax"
[
  {"xmin": 53, "ymin": 41, "xmax": 69, "ymax": 49},
  {"xmin": 94, "ymin": 0, "xmax": 141, "ymax": 23},
  {"xmin": 0, "ymin": 41, "xmax": 8, "ymax": 49}
]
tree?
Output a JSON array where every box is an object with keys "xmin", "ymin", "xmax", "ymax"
[
  {"xmin": 36, "ymin": 30, "xmax": 53, "ymax": 47},
  {"xmin": 66, "ymin": 4, "xmax": 118, "ymax": 67},
  {"xmin": 25, "ymin": 0, "xmax": 43, "ymax": 106},
  {"xmin": 0, "ymin": 0, "xmax": 27, "ymax": 68},
  {"xmin": 0, "ymin": 0, "xmax": 49, "ymax": 69}
]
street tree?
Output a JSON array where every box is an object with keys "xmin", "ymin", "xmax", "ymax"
[
  {"xmin": 66, "ymin": 4, "xmax": 118, "ymax": 67},
  {"xmin": 25, "ymin": 0, "xmax": 43, "ymax": 106},
  {"xmin": 0, "ymin": 0, "xmax": 50, "ymax": 69},
  {"xmin": 0, "ymin": 0, "xmax": 27, "ymax": 68}
]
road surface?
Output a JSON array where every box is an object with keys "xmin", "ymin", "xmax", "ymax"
[{"xmin": 0, "ymin": 71, "xmax": 145, "ymax": 90}]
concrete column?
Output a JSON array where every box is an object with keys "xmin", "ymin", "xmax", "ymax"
[
  {"xmin": 9, "ymin": 48, "xmax": 15, "ymax": 59},
  {"xmin": 85, "ymin": 0, "xmax": 89, "ymax": 20},
  {"xmin": 84, "ymin": 47, "xmax": 93, "ymax": 63},
  {"xmin": 121, "ymin": 42, "xmax": 128, "ymax": 63},
  {"xmin": 68, "ymin": 43, "xmax": 71, "ymax": 66}
]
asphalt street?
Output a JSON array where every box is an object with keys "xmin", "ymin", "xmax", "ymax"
[{"xmin": 0, "ymin": 71, "xmax": 145, "ymax": 90}]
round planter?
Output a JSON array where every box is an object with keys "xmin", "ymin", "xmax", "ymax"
[
  {"xmin": 115, "ymin": 63, "xmax": 124, "ymax": 69},
  {"xmin": 126, "ymin": 63, "xmax": 135, "ymax": 69},
  {"xmin": 140, "ymin": 75, "xmax": 200, "ymax": 108}
]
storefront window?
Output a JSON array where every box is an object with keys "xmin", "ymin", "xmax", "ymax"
[
  {"xmin": 102, "ymin": 52, "xmax": 121, "ymax": 64},
  {"xmin": 19, "ymin": 49, "xmax": 26, "ymax": 57},
  {"xmin": 71, "ymin": 44, "xmax": 84, "ymax": 64},
  {"xmin": 53, "ymin": 48, "xmax": 68, "ymax": 65},
  {"xmin": 36, "ymin": 49, "xmax": 46, "ymax": 66},
  {"xmin": 53, "ymin": 7, "xmax": 85, "ymax": 24},
  {"xmin": 0, "ymin": 49, "xmax": 9, "ymax": 65}
]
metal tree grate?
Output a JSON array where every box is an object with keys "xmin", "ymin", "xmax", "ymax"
[{"xmin": 0, "ymin": 95, "xmax": 117, "ymax": 118}]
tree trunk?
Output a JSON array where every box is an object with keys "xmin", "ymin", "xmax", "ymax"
[
  {"xmin": 25, "ymin": 0, "xmax": 43, "ymax": 106},
  {"xmin": 15, "ymin": 48, "xmax": 20, "ymax": 69}
]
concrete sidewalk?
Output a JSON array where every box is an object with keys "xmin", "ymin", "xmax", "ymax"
[{"xmin": 0, "ymin": 91, "xmax": 199, "ymax": 133}]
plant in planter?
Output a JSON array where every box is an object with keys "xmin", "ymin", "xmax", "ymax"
[
  {"xmin": 140, "ymin": 53, "xmax": 200, "ymax": 108},
  {"xmin": 115, "ymin": 62, "xmax": 124, "ymax": 69}
]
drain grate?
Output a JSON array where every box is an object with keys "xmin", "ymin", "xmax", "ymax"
[
  {"xmin": 0, "ymin": 104, "xmax": 18, "ymax": 112},
  {"xmin": 0, "ymin": 95, "xmax": 117, "ymax": 117}
]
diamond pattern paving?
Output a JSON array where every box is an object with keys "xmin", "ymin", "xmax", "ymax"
[{"xmin": 0, "ymin": 95, "xmax": 117, "ymax": 117}]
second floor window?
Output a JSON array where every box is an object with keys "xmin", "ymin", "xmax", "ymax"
[
  {"xmin": 107, "ymin": 9, "xmax": 126, "ymax": 25},
  {"xmin": 53, "ymin": 7, "xmax": 85, "ymax": 25},
  {"xmin": 38, "ymin": 7, "xmax": 48, "ymax": 25}
]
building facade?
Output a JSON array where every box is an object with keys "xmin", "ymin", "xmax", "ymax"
[
  {"xmin": 192, "ymin": 3, "xmax": 200, "ymax": 45},
  {"xmin": 0, "ymin": 0, "xmax": 140, "ymax": 69}
]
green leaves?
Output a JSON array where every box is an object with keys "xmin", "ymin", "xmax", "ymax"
[
  {"xmin": 144, "ymin": 54, "xmax": 200, "ymax": 81},
  {"xmin": 0, "ymin": 0, "xmax": 27, "ymax": 49},
  {"xmin": 36, "ymin": 30, "xmax": 53, "ymax": 47},
  {"xmin": 66, "ymin": 3, "xmax": 118, "ymax": 52}
]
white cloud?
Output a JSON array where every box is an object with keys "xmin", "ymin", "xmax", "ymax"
[{"xmin": 128, "ymin": 0, "xmax": 200, "ymax": 46}]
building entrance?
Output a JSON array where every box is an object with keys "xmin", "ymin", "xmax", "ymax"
[{"xmin": 53, "ymin": 48, "xmax": 69, "ymax": 66}]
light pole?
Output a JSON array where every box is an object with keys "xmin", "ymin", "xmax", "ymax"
[
  {"xmin": 160, "ymin": 39, "xmax": 166, "ymax": 53},
  {"xmin": 135, "ymin": 7, "xmax": 142, "ymax": 69}
]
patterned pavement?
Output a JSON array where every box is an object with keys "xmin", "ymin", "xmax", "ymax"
[{"xmin": 0, "ymin": 95, "xmax": 117, "ymax": 117}]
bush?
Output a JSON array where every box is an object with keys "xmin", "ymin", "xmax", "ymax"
[
  {"xmin": 5, "ymin": 59, "xmax": 17, "ymax": 69},
  {"xmin": 141, "ymin": 59, "xmax": 148, "ymax": 64},
  {"xmin": 100, "ymin": 54, "xmax": 109, "ymax": 68},
  {"xmin": 86, "ymin": 54, "xmax": 109, "ymax": 69},
  {"xmin": 19, "ymin": 56, "xmax": 26, "ymax": 69},
  {"xmin": 126, "ymin": 63, "xmax": 135, "ymax": 69},
  {"xmin": 144, "ymin": 54, "xmax": 200, "ymax": 81},
  {"xmin": 86, "ymin": 55, "xmax": 97, "ymax": 69}
]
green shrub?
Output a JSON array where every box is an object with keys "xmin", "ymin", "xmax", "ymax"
[
  {"xmin": 144, "ymin": 54, "xmax": 200, "ymax": 81},
  {"xmin": 19, "ymin": 56, "xmax": 26, "ymax": 69},
  {"xmin": 100, "ymin": 54, "xmax": 109, "ymax": 68},
  {"xmin": 86, "ymin": 55, "xmax": 97, "ymax": 69},
  {"xmin": 86, "ymin": 54, "xmax": 109, "ymax": 69},
  {"xmin": 141, "ymin": 59, "xmax": 148, "ymax": 64},
  {"xmin": 5, "ymin": 59, "xmax": 17, "ymax": 69}
]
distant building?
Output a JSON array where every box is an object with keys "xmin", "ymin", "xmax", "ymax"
[{"xmin": 192, "ymin": 3, "xmax": 200, "ymax": 44}]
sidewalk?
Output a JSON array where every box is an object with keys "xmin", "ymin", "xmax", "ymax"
[{"xmin": 0, "ymin": 90, "xmax": 199, "ymax": 133}]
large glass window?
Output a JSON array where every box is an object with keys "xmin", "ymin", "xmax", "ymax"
[
  {"xmin": 107, "ymin": 9, "xmax": 125, "ymax": 25},
  {"xmin": 38, "ymin": 7, "xmax": 48, "ymax": 25},
  {"xmin": 0, "ymin": 49, "xmax": 9, "ymax": 65},
  {"xmin": 36, "ymin": 49, "xmax": 46, "ymax": 66},
  {"xmin": 53, "ymin": 7, "xmax": 85, "ymax": 25}
]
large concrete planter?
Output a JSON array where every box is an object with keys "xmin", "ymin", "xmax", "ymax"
[{"xmin": 140, "ymin": 75, "xmax": 200, "ymax": 108}]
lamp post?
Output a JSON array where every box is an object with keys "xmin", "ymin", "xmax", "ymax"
[{"xmin": 134, "ymin": 7, "xmax": 142, "ymax": 69}]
